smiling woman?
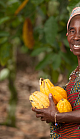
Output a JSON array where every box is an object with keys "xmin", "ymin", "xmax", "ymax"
[{"xmin": 32, "ymin": 7, "xmax": 80, "ymax": 138}]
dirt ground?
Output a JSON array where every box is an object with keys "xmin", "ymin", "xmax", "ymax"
[{"xmin": 0, "ymin": 53, "xmax": 68, "ymax": 139}]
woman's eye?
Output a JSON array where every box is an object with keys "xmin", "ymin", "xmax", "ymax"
[
  {"xmin": 71, "ymin": 30, "xmax": 74, "ymax": 33},
  {"xmin": 69, "ymin": 30, "xmax": 75, "ymax": 34}
]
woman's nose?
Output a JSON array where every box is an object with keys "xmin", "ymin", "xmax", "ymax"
[{"xmin": 74, "ymin": 31, "xmax": 80, "ymax": 40}]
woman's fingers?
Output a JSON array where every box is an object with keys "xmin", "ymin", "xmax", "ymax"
[
  {"xmin": 32, "ymin": 107, "xmax": 38, "ymax": 112},
  {"xmin": 46, "ymin": 120, "xmax": 50, "ymax": 123},
  {"xmin": 41, "ymin": 117, "xmax": 50, "ymax": 122},
  {"xmin": 36, "ymin": 113, "xmax": 43, "ymax": 118},
  {"xmin": 49, "ymin": 93, "xmax": 55, "ymax": 107},
  {"xmin": 41, "ymin": 117, "xmax": 45, "ymax": 121},
  {"xmin": 32, "ymin": 107, "xmax": 42, "ymax": 113}
]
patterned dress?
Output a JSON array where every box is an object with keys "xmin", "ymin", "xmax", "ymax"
[{"xmin": 50, "ymin": 69, "xmax": 80, "ymax": 139}]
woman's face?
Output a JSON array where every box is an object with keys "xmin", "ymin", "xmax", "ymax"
[{"xmin": 67, "ymin": 15, "xmax": 80, "ymax": 56}]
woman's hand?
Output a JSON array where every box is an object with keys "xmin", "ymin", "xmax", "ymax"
[{"xmin": 32, "ymin": 93, "xmax": 58, "ymax": 123}]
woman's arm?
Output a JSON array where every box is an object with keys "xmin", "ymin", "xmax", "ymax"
[{"xmin": 57, "ymin": 110, "xmax": 80, "ymax": 123}]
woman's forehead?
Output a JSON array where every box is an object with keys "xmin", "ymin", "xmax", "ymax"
[{"xmin": 70, "ymin": 15, "xmax": 80, "ymax": 26}]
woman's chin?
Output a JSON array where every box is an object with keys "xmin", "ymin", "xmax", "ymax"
[{"xmin": 73, "ymin": 51, "xmax": 80, "ymax": 56}]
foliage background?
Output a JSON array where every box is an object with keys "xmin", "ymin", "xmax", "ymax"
[{"xmin": 0, "ymin": 0, "xmax": 80, "ymax": 129}]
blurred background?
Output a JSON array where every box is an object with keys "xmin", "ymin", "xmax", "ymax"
[{"xmin": 0, "ymin": 0, "xmax": 80, "ymax": 138}]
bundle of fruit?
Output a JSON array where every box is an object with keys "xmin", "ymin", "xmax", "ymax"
[{"xmin": 29, "ymin": 78, "xmax": 72, "ymax": 113}]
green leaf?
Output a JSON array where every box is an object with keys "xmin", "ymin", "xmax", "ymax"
[
  {"xmin": 51, "ymin": 70, "xmax": 59, "ymax": 84},
  {"xmin": 31, "ymin": 47, "xmax": 49, "ymax": 56},
  {"xmin": 36, "ymin": 7, "xmax": 46, "ymax": 20},
  {"xmin": 36, "ymin": 53, "xmax": 53, "ymax": 70},
  {"xmin": 0, "ymin": 68, "xmax": 10, "ymax": 81},
  {"xmin": 0, "ymin": 37, "xmax": 8, "ymax": 44},
  {"xmin": 31, "ymin": 0, "xmax": 44, "ymax": 6},
  {"xmin": 44, "ymin": 16, "xmax": 58, "ymax": 45},
  {"xmin": 7, "ymin": 2, "xmax": 20, "ymax": 15},
  {"xmin": 20, "ymin": 46, "xmax": 28, "ymax": 53},
  {"xmin": 22, "ymin": 1, "xmax": 36, "ymax": 17},
  {"xmin": 7, "ymin": 0, "xmax": 19, "ymax": 5},
  {"xmin": 48, "ymin": 1, "xmax": 59, "ymax": 16},
  {"xmin": 0, "ymin": 31, "xmax": 10, "ymax": 37},
  {"xmin": 0, "ymin": 17, "xmax": 10, "ymax": 25},
  {"xmin": 0, "ymin": 44, "xmax": 11, "ymax": 66},
  {"xmin": 63, "ymin": 38, "xmax": 69, "ymax": 48},
  {"xmin": 67, "ymin": 0, "xmax": 80, "ymax": 15},
  {"xmin": 52, "ymin": 54, "xmax": 61, "ymax": 70},
  {"xmin": 60, "ymin": 51, "xmax": 70, "ymax": 64},
  {"xmin": 0, "ymin": 1, "xmax": 6, "ymax": 7}
]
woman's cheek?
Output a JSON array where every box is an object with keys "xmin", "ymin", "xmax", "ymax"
[{"xmin": 67, "ymin": 36, "xmax": 71, "ymax": 45}]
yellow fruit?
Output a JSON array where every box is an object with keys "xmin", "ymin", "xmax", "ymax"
[
  {"xmin": 57, "ymin": 98, "xmax": 72, "ymax": 113},
  {"xmin": 40, "ymin": 78, "xmax": 54, "ymax": 95},
  {"xmin": 54, "ymin": 86, "xmax": 67, "ymax": 99},
  {"xmin": 40, "ymin": 78, "xmax": 67, "ymax": 104},
  {"xmin": 40, "ymin": 78, "xmax": 57, "ymax": 104},
  {"xmin": 29, "ymin": 91, "xmax": 49, "ymax": 109},
  {"xmin": 23, "ymin": 18, "xmax": 34, "ymax": 49},
  {"xmin": 50, "ymin": 86, "xmax": 67, "ymax": 103}
]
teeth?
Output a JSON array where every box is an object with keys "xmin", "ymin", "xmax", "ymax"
[{"xmin": 74, "ymin": 45, "xmax": 80, "ymax": 47}]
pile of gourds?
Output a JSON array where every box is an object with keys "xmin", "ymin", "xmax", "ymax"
[{"xmin": 29, "ymin": 78, "xmax": 72, "ymax": 113}]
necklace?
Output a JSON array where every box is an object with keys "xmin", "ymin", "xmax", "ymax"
[{"xmin": 69, "ymin": 66, "xmax": 80, "ymax": 81}]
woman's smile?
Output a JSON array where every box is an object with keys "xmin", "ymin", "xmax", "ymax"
[{"xmin": 73, "ymin": 45, "xmax": 80, "ymax": 49}]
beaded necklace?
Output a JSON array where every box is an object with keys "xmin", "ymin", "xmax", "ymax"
[{"xmin": 69, "ymin": 66, "xmax": 80, "ymax": 80}]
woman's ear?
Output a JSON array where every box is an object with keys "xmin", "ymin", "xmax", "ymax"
[{"xmin": 66, "ymin": 33, "xmax": 68, "ymax": 36}]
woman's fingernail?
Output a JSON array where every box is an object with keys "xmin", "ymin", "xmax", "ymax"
[{"xmin": 49, "ymin": 93, "xmax": 52, "ymax": 97}]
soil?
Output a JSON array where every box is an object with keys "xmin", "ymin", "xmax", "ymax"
[{"xmin": 0, "ymin": 52, "xmax": 68, "ymax": 139}]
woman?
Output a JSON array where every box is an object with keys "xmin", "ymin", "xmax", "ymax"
[{"xmin": 32, "ymin": 7, "xmax": 80, "ymax": 138}]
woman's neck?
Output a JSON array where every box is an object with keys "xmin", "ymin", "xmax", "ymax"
[{"xmin": 77, "ymin": 56, "xmax": 80, "ymax": 70}]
